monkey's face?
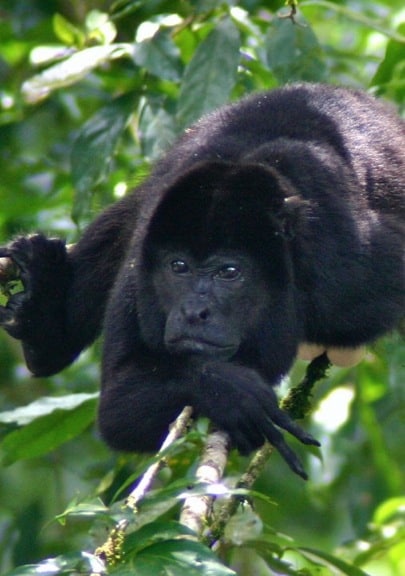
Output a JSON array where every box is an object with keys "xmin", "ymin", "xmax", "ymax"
[{"xmin": 151, "ymin": 248, "xmax": 269, "ymax": 361}]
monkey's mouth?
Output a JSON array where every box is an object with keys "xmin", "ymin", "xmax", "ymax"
[{"xmin": 166, "ymin": 337, "xmax": 237, "ymax": 358}]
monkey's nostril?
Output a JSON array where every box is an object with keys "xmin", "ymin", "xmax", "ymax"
[{"xmin": 199, "ymin": 309, "xmax": 210, "ymax": 321}]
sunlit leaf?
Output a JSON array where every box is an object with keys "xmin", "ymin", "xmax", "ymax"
[
  {"xmin": 56, "ymin": 496, "xmax": 108, "ymax": 524},
  {"xmin": 86, "ymin": 10, "xmax": 117, "ymax": 44},
  {"xmin": 371, "ymin": 22, "xmax": 405, "ymax": 105},
  {"xmin": 53, "ymin": 13, "xmax": 85, "ymax": 47},
  {"xmin": 301, "ymin": 1, "xmax": 405, "ymax": 43},
  {"xmin": 0, "ymin": 393, "xmax": 98, "ymax": 425},
  {"xmin": 5, "ymin": 552, "xmax": 105, "ymax": 576},
  {"xmin": 373, "ymin": 496, "xmax": 405, "ymax": 525},
  {"xmin": 22, "ymin": 44, "xmax": 133, "ymax": 104},
  {"xmin": 0, "ymin": 396, "xmax": 97, "ymax": 465}
]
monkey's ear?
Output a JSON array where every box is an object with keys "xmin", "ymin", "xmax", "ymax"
[
  {"xmin": 225, "ymin": 163, "xmax": 287, "ymax": 210},
  {"xmin": 277, "ymin": 195, "xmax": 308, "ymax": 240},
  {"xmin": 277, "ymin": 196, "xmax": 306, "ymax": 240},
  {"xmin": 223, "ymin": 163, "xmax": 309, "ymax": 240}
]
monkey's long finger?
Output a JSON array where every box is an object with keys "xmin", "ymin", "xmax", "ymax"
[
  {"xmin": 262, "ymin": 419, "xmax": 308, "ymax": 479},
  {"xmin": 269, "ymin": 408, "xmax": 320, "ymax": 447}
]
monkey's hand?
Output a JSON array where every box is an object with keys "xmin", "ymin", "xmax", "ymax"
[
  {"xmin": 195, "ymin": 361, "xmax": 320, "ymax": 479},
  {"xmin": 0, "ymin": 234, "xmax": 69, "ymax": 340}
]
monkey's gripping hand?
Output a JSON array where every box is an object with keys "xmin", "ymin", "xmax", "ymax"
[
  {"xmin": 0, "ymin": 235, "xmax": 69, "ymax": 359},
  {"xmin": 195, "ymin": 362, "xmax": 320, "ymax": 479}
]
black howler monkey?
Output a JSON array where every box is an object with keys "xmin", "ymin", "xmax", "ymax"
[{"xmin": 0, "ymin": 84, "xmax": 404, "ymax": 479}]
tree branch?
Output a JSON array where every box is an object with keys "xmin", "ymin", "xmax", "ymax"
[
  {"xmin": 125, "ymin": 405, "xmax": 193, "ymax": 510},
  {"xmin": 94, "ymin": 405, "xmax": 194, "ymax": 567},
  {"xmin": 179, "ymin": 429, "xmax": 230, "ymax": 535}
]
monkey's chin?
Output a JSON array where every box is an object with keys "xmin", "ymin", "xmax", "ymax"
[{"xmin": 166, "ymin": 338, "xmax": 237, "ymax": 360}]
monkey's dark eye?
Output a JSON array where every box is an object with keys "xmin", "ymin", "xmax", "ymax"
[
  {"xmin": 215, "ymin": 265, "xmax": 242, "ymax": 281},
  {"xmin": 170, "ymin": 260, "xmax": 190, "ymax": 275}
]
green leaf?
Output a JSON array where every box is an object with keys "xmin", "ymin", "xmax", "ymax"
[
  {"xmin": 85, "ymin": 10, "xmax": 117, "ymax": 44},
  {"xmin": 298, "ymin": 547, "xmax": 371, "ymax": 576},
  {"xmin": 373, "ymin": 496, "xmax": 405, "ymax": 525},
  {"xmin": 133, "ymin": 29, "xmax": 182, "ymax": 81},
  {"xmin": 371, "ymin": 22, "xmax": 405, "ymax": 104},
  {"xmin": 126, "ymin": 538, "xmax": 236, "ymax": 575},
  {"xmin": 265, "ymin": 19, "xmax": 326, "ymax": 83},
  {"xmin": 177, "ymin": 18, "xmax": 241, "ymax": 129},
  {"xmin": 139, "ymin": 96, "xmax": 177, "ymax": 160},
  {"xmin": 53, "ymin": 13, "xmax": 85, "ymax": 47},
  {"xmin": 0, "ymin": 396, "xmax": 97, "ymax": 465},
  {"xmin": 56, "ymin": 496, "xmax": 108, "ymax": 524},
  {"xmin": 71, "ymin": 92, "xmax": 137, "ymax": 221},
  {"xmin": 123, "ymin": 521, "xmax": 195, "ymax": 555},
  {"xmin": 301, "ymin": 1, "xmax": 405, "ymax": 43},
  {"xmin": 21, "ymin": 44, "xmax": 132, "ymax": 104},
  {"xmin": 5, "ymin": 552, "xmax": 105, "ymax": 576},
  {"xmin": 0, "ymin": 393, "xmax": 98, "ymax": 425}
]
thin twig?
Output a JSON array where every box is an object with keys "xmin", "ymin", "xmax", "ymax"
[
  {"xmin": 94, "ymin": 406, "xmax": 194, "ymax": 567},
  {"xmin": 278, "ymin": 0, "xmax": 299, "ymax": 24},
  {"xmin": 126, "ymin": 405, "xmax": 193, "ymax": 510}
]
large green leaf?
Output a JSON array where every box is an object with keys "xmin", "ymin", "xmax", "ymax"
[
  {"xmin": 298, "ymin": 547, "xmax": 371, "ymax": 576},
  {"xmin": 125, "ymin": 538, "xmax": 236, "ymax": 575},
  {"xmin": 71, "ymin": 92, "xmax": 137, "ymax": 221},
  {"xmin": 138, "ymin": 96, "xmax": 177, "ymax": 160},
  {"xmin": 53, "ymin": 13, "xmax": 85, "ymax": 47},
  {"xmin": 177, "ymin": 17, "xmax": 240, "ymax": 129},
  {"xmin": 21, "ymin": 44, "xmax": 132, "ymax": 104},
  {"xmin": 0, "ymin": 395, "xmax": 97, "ymax": 465},
  {"xmin": 266, "ymin": 19, "xmax": 326, "ymax": 83},
  {"xmin": 0, "ymin": 393, "xmax": 98, "ymax": 425},
  {"xmin": 133, "ymin": 29, "xmax": 182, "ymax": 81},
  {"xmin": 302, "ymin": 1, "xmax": 405, "ymax": 43},
  {"xmin": 371, "ymin": 22, "xmax": 405, "ymax": 105},
  {"xmin": 5, "ymin": 552, "xmax": 105, "ymax": 576}
]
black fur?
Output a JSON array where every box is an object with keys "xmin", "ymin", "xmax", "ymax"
[{"xmin": 1, "ymin": 84, "xmax": 404, "ymax": 478}]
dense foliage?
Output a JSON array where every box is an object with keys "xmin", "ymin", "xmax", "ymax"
[{"xmin": 0, "ymin": 1, "xmax": 404, "ymax": 574}]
